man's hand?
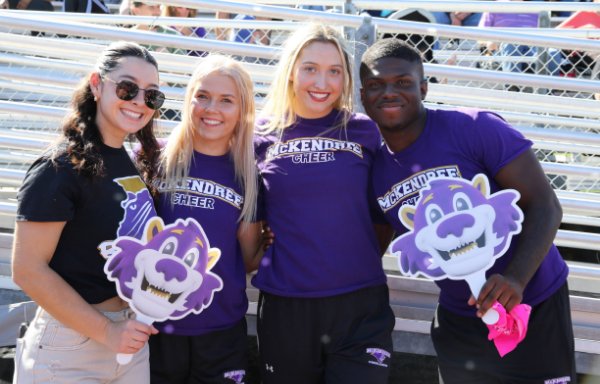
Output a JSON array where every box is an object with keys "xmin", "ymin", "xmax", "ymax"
[{"xmin": 468, "ymin": 273, "xmax": 524, "ymax": 317}]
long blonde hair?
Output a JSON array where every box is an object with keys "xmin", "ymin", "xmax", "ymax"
[
  {"xmin": 161, "ymin": 55, "xmax": 257, "ymax": 223},
  {"xmin": 259, "ymin": 23, "xmax": 353, "ymax": 134}
]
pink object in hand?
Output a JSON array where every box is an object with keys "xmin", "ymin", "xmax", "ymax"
[{"xmin": 486, "ymin": 301, "xmax": 531, "ymax": 357}]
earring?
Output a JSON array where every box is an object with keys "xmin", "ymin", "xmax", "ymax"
[{"xmin": 93, "ymin": 95, "xmax": 98, "ymax": 102}]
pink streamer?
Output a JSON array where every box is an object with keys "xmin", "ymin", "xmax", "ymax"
[{"xmin": 486, "ymin": 301, "xmax": 531, "ymax": 357}]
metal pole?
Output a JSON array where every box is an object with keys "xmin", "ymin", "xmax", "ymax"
[
  {"xmin": 352, "ymin": 14, "xmax": 376, "ymax": 113},
  {"xmin": 537, "ymin": 10, "xmax": 551, "ymax": 95}
]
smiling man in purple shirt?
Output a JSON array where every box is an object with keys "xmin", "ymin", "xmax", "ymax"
[{"xmin": 359, "ymin": 38, "xmax": 576, "ymax": 384}]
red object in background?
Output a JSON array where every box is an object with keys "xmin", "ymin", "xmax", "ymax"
[{"xmin": 557, "ymin": 11, "xmax": 600, "ymax": 29}]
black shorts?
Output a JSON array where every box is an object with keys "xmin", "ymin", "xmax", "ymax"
[
  {"xmin": 432, "ymin": 283, "xmax": 576, "ymax": 384},
  {"xmin": 257, "ymin": 284, "xmax": 395, "ymax": 384},
  {"xmin": 149, "ymin": 319, "xmax": 248, "ymax": 384}
]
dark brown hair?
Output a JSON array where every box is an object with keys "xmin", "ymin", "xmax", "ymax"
[{"xmin": 54, "ymin": 41, "xmax": 161, "ymax": 190}]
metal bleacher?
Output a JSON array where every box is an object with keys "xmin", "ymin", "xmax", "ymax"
[{"xmin": 1, "ymin": 0, "xmax": 600, "ymax": 376}]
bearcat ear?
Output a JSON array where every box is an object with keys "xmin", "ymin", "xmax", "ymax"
[
  {"xmin": 472, "ymin": 174, "xmax": 489, "ymax": 197},
  {"xmin": 399, "ymin": 206, "xmax": 416, "ymax": 230},
  {"xmin": 206, "ymin": 248, "xmax": 221, "ymax": 271},
  {"xmin": 144, "ymin": 217, "xmax": 164, "ymax": 241}
]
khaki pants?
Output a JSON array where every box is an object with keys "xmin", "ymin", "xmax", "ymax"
[{"xmin": 14, "ymin": 307, "xmax": 150, "ymax": 383}]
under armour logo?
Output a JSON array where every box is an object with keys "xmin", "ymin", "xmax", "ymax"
[
  {"xmin": 224, "ymin": 369, "xmax": 245, "ymax": 384},
  {"xmin": 265, "ymin": 364, "xmax": 274, "ymax": 373},
  {"xmin": 366, "ymin": 347, "xmax": 391, "ymax": 367}
]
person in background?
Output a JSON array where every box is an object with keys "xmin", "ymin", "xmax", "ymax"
[
  {"xmin": 254, "ymin": 23, "xmax": 394, "ymax": 384},
  {"xmin": 215, "ymin": 12, "xmax": 273, "ymax": 46},
  {"xmin": 555, "ymin": 0, "xmax": 600, "ymax": 81},
  {"xmin": 1, "ymin": 0, "xmax": 52, "ymax": 11},
  {"xmin": 129, "ymin": 1, "xmax": 160, "ymax": 20},
  {"xmin": 360, "ymin": 37, "xmax": 576, "ymax": 384},
  {"xmin": 1, "ymin": 0, "xmax": 53, "ymax": 36},
  {"xmin": 161, "ymin": 5, "xmax": 207, "ymax": 56},
  {"xmin": 12, "ymin": 41, "xmax": 164, "ymax": 383},
  {"xmin": 63, "ymin": 0, "xmax": 108, "ymax": 14},
  {"xmin": 478, "ymin": 0, "xmax": 566, "ymax": 80},
  {"xmin": 149, "ymin": 54, "xmax": 264, "ymax": 384},
  {"xmin": 130, "ymin": 1, "xmax": 181, "ymax": 54},
  {"xmin": 432, "ymin": 10, "xmax": 482, "ymax": 27}
]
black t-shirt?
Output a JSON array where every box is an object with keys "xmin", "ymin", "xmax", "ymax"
[{"xmin": 17, "ymin": 144, "xmax": 147, "ymax": 304}]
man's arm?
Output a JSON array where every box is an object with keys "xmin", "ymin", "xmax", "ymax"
[{"xmin": 470, "ymin": 148, "xmax": 562, "ymax": 316}]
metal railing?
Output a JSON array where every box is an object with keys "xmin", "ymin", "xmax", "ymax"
[{"xmin": 1, "ymin": 1, "xmax": 600, "ymax": 373}]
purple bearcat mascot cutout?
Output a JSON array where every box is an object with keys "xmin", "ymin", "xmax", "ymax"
[
  {"xmin": 101, "ymin": 216, "xmax": 223, "ymax": 363},
  {"xmin": 104, "ymin": 217, "xmax": 223, "ymax": 321},
  {"xmin": 99, "ymin": 177, "xmax": 223, "ymax": 364},
  {"xmin": 390, "ymin": 174, "xmax": 531, "ymax": 357}
]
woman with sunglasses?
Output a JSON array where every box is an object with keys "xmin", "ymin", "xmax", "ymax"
[
  {"xmin": 253, "ymin": 24, "xmax": 394, "ymax": 384},
  {"xmin": 12, "ymin": 41, "xmax": 164, "ymax": 383},
  {"xmin": 148, "ymin": 54, "xmax": 263, "ymax": 384}
]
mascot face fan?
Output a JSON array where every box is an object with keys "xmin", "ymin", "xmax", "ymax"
[
  {"xmin": 392, "ymin": 174, "xmax": 523, "ymax": 281},
  {"xmin": 103, "ymin": 217, "xmax": 223, "ymax": 321},
  {"xmin": 390, "ymin": 174, "xmax": 532, "ymax": 357},
  {"xmin": 412, "ymin": 179, "xmax": 502, "ymax": 277}
]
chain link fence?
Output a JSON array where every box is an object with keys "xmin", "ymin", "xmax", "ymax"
[
  {"xmin": 1, "ymin": 2, "xmax": 600, "ymax": 193},
  {"xmin": 376, "ymin": 27, "xmax": 600, "ymax": 191}
]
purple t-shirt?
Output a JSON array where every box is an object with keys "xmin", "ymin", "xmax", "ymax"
[
  {"xmin": 479, "ymin": 12, "xmax": 538, "ymax": 28},
  {"xmin": 372, "ymin": 108, "xmax": 568, "ymax": 316},
  {"xmin": 253, "ymin": 109, "xmax": 387, "ymax": 297},
  {"xmin": 155, "ymin": 151, "xmax": 248, "ymax": 335}
]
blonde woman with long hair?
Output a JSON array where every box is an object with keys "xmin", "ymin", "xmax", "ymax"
[
  {"xmin": 151, "ymin": 54, "xmax": 263, "ymax": 384},
  {"xmin": 253, "ymin": 24, "xmax": 394, "ymax": 384}
]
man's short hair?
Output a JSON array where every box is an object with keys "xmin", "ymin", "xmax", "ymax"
[{"xmin": 360, "ymin": 38, "xmax": 424, "ymax": 81}]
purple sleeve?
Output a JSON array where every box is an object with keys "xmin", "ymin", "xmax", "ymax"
[
  {"xmin": 479, "ymin": 12, "xmax": 493, "ymax": 27},
  {"xmin": 466, "ymin": 110, "xmax": 532, "ymax": 177}
]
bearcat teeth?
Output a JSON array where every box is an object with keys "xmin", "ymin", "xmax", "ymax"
[
  {"xmin": 437, "ymin": 233, "xmax": 486, "ymax": 261},
  {"xmin": 142, "ymin": 276, "xmax": 181, "ymax": 303}
]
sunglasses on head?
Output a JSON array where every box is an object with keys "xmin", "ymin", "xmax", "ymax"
[{"xmin": 102, "ymin": 77, "xmax": 165, "ymax": 110}]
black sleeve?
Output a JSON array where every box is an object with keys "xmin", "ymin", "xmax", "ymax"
[{"xmin": 16, "ymin": 156, "xmax": 80, "ymax": 222}]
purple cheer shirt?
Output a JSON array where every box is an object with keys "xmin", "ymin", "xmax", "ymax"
[
  {"xmin": 371, "ymin": 108, "xmax": 569, "ymax": 317},
  {"xmin": 155, "ymin": 151, "xmax": 248, "ymax": 335},
  {"xmin": 253, "ymin": 109, "xmax": 387, "ymax": 297}
]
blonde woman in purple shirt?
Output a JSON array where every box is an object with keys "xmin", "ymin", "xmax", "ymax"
[
  {"xmin": 151, "ymin": 55, "xmax": 264, "ymax": 384},
  {"xmin": 254, "ymin": 24, "xmax": 394, "ymax": 384}
]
